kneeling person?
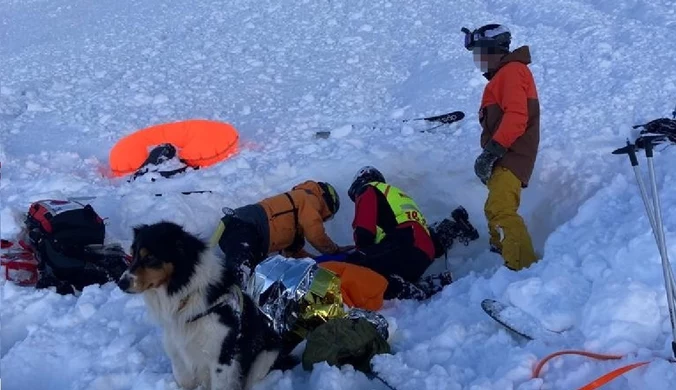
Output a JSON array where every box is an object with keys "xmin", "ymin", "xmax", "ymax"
[
  {"xmin": 211, "ymin": 180, "xmax": 349, "ymax": 283},
  {"xmin": 345, "ymin": 166, "xmax": 478, "ymax": 300}
]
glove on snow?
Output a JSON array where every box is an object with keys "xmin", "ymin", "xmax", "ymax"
[{"xmin": 474, "ymin": 139, "xmax": 507, "ymax": 185}]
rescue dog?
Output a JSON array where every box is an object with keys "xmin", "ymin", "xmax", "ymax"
[{"xmin": 117, "ymin": 221, "xmax": 282, "ymax": 390}]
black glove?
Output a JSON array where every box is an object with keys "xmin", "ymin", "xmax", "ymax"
[{"xmin": 474, "ymin": 139, "xmax": 507, "ymax": 185}]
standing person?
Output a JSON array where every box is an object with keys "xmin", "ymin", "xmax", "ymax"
[{"xmin": 462, "ymin": 24, "xmax": 540, "ymax": 270}]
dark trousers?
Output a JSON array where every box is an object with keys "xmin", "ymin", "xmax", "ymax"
[
  {"xmin": 345, "ymin": 235, "xmax": 452, "ymax": 301},
  {"xmin": 348, "ymin": 235, "xmax": 429, "ymax": 282},
  {"xmin": 218, "ymin": 218, "xmax": 266, "ymax": 284}
]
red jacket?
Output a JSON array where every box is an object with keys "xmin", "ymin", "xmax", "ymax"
[{"xmin": 352, "ymin": 186, "xmax": 435, "ymax": 260}]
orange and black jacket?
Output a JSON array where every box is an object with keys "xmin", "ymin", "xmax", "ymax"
[
  {"xmin": 232, "ymin": 181, "xmax": 340, "ymax": 259},
  {"xmin": 479, "ymin": 46, "xmax": 540, "ymax": 186},
  {"xmin": 258, "ymin": 181, "xmax": 340, "ymax": 257}
]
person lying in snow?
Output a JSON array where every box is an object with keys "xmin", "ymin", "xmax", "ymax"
[
  {"xmin": 210, "ymin": 180, "xmax": 352, "ymax": 284},
  {"xmin": 335, "ymin": 166, "xmax": 479, "ymax": 301}
]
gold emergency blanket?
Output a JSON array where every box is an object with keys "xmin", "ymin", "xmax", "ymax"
[{"xmin": 246, "ymin": 255, "xmax": 346, "ymax": 337}]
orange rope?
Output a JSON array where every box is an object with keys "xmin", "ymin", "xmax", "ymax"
[
  {"xmin": 533, "ymin": 350, "xmax": 624, "ymax": 378},
  {"xmin": 532, "ymin": 350, "xmax": 661, "ymax": 390},
  {"xmin": 577, "ymin": 361, "xmax": 650, "ymax": 390}
]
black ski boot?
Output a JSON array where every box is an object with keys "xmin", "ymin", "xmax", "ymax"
[
  {"xmin": 450, "ymin": 206, "xmax": 480, "ymax": 244},
  {"xmin": 416, "ymin": 271, "xmax": 454, "ymax": 298},
  {"xmin": 429, "ymin": 206, "xmax": 480, "ymax": 257}
]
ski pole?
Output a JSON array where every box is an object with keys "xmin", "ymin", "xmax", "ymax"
[
  {"xmin": 613, "ymin": 139, "xmax": 676, "ymax": 358},
  {"xmin": 632, "ymin": 139, "xmax": 676, "ymax": 316},
  {"xmin": 67, "ymin": 190, "xmax": 215, "ymax": 202},
  {"xmin": 639, "ymin": 138, "xmax": 676, "ymax": 306},
  {"xmin": 623, "ymin": 139, "xmax": 676, "ymax": 307},
  {"xmin": 643, "ymin": 138, "xmax": 676, "ymax": 359}
]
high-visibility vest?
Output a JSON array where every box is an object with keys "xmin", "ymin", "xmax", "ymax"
[{"xmin": 368, "ymin": 182, "xmax": 430, "ymax": 243}]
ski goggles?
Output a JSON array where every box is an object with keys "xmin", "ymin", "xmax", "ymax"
[
  {"xmin": 462, "ymin": 26, "xmax": 508, "ymax": 52},
  {"xmin": 462, "ymin": 27, "xmax": 478, "ymax": 51}
]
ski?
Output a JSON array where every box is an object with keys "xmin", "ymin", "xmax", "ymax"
[
  {"xmin": 481, "ymin": 299, "xmax": 564, "ymax": 343},
  {"xmin": 67, "ymin": 190, "xmax": 216, "ymax": 202},
  {"xmin": 315, "ymin": 110, "xmax": 465, "ymax": 138},
  {"xmin": 403, "ymin": 110, "xmax": 465, "ymax": 124}
]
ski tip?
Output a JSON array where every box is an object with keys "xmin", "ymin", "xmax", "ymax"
[
  {"xmin": 480, "ymin": 298, "xmax": 501, "ymax": 310},
  {"xmin": 439, "ymin": 111, "xmax": 465, "ymax": 123}
]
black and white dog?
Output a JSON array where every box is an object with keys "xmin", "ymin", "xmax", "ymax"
[{"xmin": 117, "ymin": 221, "xmax": 283, "ymax": 390}]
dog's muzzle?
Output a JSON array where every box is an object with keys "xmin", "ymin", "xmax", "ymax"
[{"xmin": 117, "ymin": 271, "xmax": 136, "ymax": 293}]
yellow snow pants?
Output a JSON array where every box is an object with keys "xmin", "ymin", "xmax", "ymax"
[{"xmin": 485, "ymin": 167, "xmax": 538, "ymax": 271}]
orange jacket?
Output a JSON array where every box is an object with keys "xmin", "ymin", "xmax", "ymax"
[
  {"xmin": 258, "ymin": 181, "xmax": 340, "ymax": 257},
  {"xmin": 319, "ymin": 261, "xmax": 387, "ymax": 311},
  {"xmin": 479, "ymin": 46, "xmax": 540, "ymax": 186}
]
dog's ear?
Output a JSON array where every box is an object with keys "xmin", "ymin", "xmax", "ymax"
[
  {"xmin": 132, "ymin": 224, "xmax": 148, "ymax": 238},
  {"xmin": 176, "ymin": 239, "xmax": 185, "ymax": 256}
]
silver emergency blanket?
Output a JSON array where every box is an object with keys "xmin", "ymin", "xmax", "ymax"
[
  {"xmin": 246, "ymin": 255, "xmax": 315, "ymax": 334},
  {"xmin": 246, "ymin": 255, "xmax": 388, "ymax": 339}
]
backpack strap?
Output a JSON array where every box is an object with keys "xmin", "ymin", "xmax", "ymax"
[
  {"xmin": 268, "ymin": 192, "xmax": 304, "ymax": 253},
  {"xmin": 282, "ymin": 193, "xmax": 305, "ymax": 253},
  {"xmin": 269, "ymin": 190, "xmax": 314, "ymax": 255}
]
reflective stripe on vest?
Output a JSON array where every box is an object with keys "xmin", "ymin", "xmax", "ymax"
[{"xmin": 369, "ymin": 182, "xmax": 430, "ymax": 244}]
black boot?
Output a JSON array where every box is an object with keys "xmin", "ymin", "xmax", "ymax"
[
  {"xmin": 430, "ymin": 218, "xmax": 456, "ymax": 257},
  {"xmin": 384, "ymin": 274, "xmax": 428, "ymax": 301},
  {"xmin": 429, "ymin": 206, "xmax": 480, "ymax": 257},
  {"xmin": 416, "ymin": 271, "xmax": 454, "ymax": 297},
  {"xmin": 450, "ymin": 206, "xmax": 480, "ymax": 245}
]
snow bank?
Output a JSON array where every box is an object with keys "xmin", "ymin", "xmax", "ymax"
[{"xmin": 2, "ymin": 0, "xmax": 676, "ymax": 388}]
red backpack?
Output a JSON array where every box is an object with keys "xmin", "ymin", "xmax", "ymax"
[{"xmin": 23, "ymin": 200, "xmax": 127, "ymax": 294}]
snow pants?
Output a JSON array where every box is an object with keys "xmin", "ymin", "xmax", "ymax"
[
  {"xmin": 343, "ymin": 237, "xmax": 453, "ymax": 301},
  {"xmin": 215, "ymin": 217, "xmax": 267, "ymax": 285},
  {"xmin": 485, "ymin": 167, "xmax": 538, "ymax": 270}
]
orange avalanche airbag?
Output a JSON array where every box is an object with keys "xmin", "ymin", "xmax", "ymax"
[{"xmin": 109, "ymin": 119, "xmax": 239, "ymax": 177}]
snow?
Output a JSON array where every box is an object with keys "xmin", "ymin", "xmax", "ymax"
[{"xmin": 1, "ymin": 0, "xmax": 676, "ymax": 388}]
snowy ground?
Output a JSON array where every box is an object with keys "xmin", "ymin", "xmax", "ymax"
[{"xmin": 2, "ymin": 0, "xmax": 676, "ymax": 389}]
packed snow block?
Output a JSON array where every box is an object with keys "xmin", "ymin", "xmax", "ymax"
[
  {"xmin": 109, "ymin": 119, "xmax": 240, "ymax": 177},
  {"xmin": 580, "ymin": 282, "xmax": 661, "ymax": 354}
]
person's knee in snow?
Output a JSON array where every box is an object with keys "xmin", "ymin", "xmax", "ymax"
[
  {"xmin": 384, "ymin": 274, "xmax": 428, "ymax": 300},
  {"xmin": 384, "ymin": 271, "xmax": 454, "ymax": 301}
]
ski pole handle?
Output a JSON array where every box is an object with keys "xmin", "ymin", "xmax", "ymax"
[
  {"xmin": 611, "ymin": 139, "xmax": 638, "ymax": 167},
  {"xmin": 628, "ymin": 142, "xmax": 639, "ymax": 166},
  {"xmin": 644, "ymin": 136, "xmax": 654, "ymax": 158}
]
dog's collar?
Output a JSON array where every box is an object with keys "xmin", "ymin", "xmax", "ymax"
[{"xmin": 182, "ymin": 285, "xmax": 244, "ymax": 324}]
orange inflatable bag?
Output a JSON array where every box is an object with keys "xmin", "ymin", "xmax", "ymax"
[
  {"xmin": 109, "ymin": 119, "xmax": 239, "ymax": 177},
  {"xmin": 319, "ymin": 261, "xmax": 388, "ymax": 311}
]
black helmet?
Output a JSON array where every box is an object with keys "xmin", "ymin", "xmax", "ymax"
[
  {"xmin": 348, "ymin": 166, "xmax": 385, "ymax": 202},
  {"xmin": 462, "ymin": 24, "xmax": 511, "ymax": 53},
  {"xmin": 318, "ymin": 182, "xmax": 340, "ymax": 216}
]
